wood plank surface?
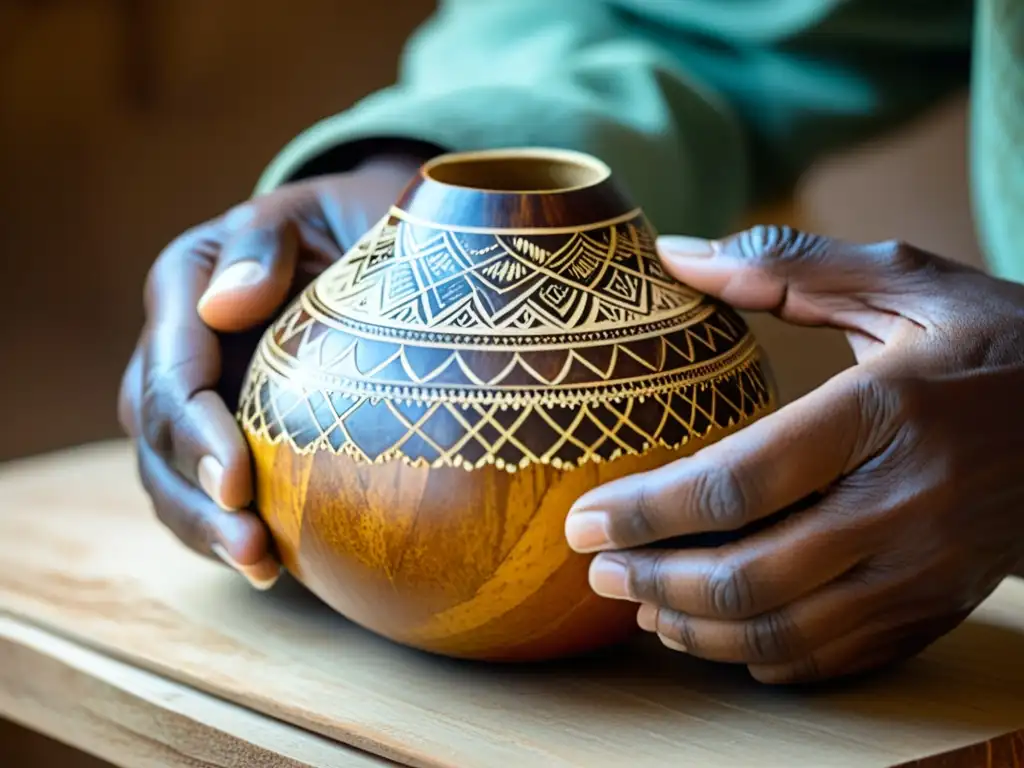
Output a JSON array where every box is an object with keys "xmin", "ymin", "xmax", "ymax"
[
  {"xmin": 1, "ymin": 440, "xmax": 1023, "ymax": 767},
  {"xmin": 0, "ymin": 615, "xmax": 392, "ymax": 767},
  {"xmin": 895, "ymin": 730, "xmax": 1024, "ymax": 768}
]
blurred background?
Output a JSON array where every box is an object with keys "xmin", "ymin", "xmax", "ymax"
[
  {"xmin": 0, "ymin": 1, "xmax": 992, "ymax": 764},
  {"xmin": 0, "ymin": 0, "xmax": 988, "ymax": 466}
]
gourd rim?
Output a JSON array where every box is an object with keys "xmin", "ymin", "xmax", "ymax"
[{"xmin": 419, "ymin": 147, "xmax": 612, "ymax": 195}]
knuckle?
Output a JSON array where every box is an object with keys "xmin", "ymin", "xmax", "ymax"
[
  {"xmin": 610, "ymin": 482, "xmax": 670, "ymax": 546},
  {"xmin": 742, "ymin": 612, "xmax": 800, "ymax": 664},
  {"xmin": 873, "ymin": 239, "xmax": 934, "ymax": 277},
  {"xmin": 656, "ymin": 610, "xmax": 697, "ymax": 650},
  {"xmin": 735, "ymin": 225, "xmax": 829, "ymax": 267},
  {"xmin": 223, "ymin": 201, "xmax": 258, "ymax": 230},
  {"xmin": 145, "ymin": 226, "xmax": 218, "ymax": 304},
  {"xmin": 850, "ymin": 372, "xmax": 926, "ymax": 455},
  {"xmin": 703, "ymin": 557, "xmax": 756, "ymax": 618},
  {"xmin": 139, "ymin": 376, "xmax": 187, "ymax": 454},
  {"xmin": 635, "ymin": 551, "xmax": 672, "ymax": 606},
  {"xmin": 852, "ymin": 372, "xmax": 899, "ymax": 437},
  {"xmin": 689, "ymin": 464, "xmax": 755, "ymax": 529},
  {"xmin": 632, "ymin": 483, "xmax": 663, "ymax": 540},
  {"xmin": 229, "ymin": 222, "xmax": 284, "ymax": 255}
]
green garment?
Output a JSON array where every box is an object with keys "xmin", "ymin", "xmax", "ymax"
[{"xmin": 255, "ymin": 0, "xmax": 1020, "ymax": 282}]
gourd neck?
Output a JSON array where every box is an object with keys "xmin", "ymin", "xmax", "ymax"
[{"xmin": 392, "ymin": 148, "xmax": 638, "ymax": 232}]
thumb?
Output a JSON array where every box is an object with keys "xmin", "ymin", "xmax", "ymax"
[
  {"xmin": 657, "ymin": 226, "xmax": 945, "ymax": 329},
  {"xmin": 197, "ymin": 204, "xmax": 301, "ymax": 332}
]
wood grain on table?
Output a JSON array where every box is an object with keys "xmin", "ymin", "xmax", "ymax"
[
  {"xmin": 0, "ymin": 616, "xmax": 391, "ymax": 767},
  {"xmin": 1, "ymin": 441, "xmax": 1023, "ymax": 768}
]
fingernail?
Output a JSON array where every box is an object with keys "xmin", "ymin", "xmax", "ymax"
[
  {"xmin": 659, "ymin": 634, "xmax": 688, "ymax": 653},
  {"xmin": 211, "ymin": 543, "xmax": 281, "ymax": 591},
  {"xmin": 588, "ymin": 554, "xmax": 633, "ymax": 600},
  {"xmin": 198, "ymin": 261, "xmax": 267, "ymax": 309},
  {"xmin": 197, "ymin": 455, "xmax": 234, "ymax": 511},
  {"xmin": 565, "ymin": 511, "xmax": 611, "ymax": 552},
  {"xmin": 657, "ymin": 235, "xmax": 717, "ymax": 258},
  {"xmin": 637, "ymin": 603, "xmax": 658, "ymax": 632}
]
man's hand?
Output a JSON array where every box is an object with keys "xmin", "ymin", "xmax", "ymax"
[
  {"xmin": 118, "ymin": 154, "xmax": 429, "ymax": 589},
  {"xmin": 564, "ymin": 226, "xmax": 1024, "ymax": 684}
]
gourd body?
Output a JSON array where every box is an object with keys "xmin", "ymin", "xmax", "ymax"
[{"xmin": 238, "ymin": 148, "xmax": 776, "ymax": 661}]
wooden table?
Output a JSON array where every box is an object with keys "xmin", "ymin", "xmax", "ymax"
[{"xmin": 1, "ymin": 441, "xmax": 1023, "ymax": 767}]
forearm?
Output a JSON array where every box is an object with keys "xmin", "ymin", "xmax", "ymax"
[
  {"xmin": 254, "ymin": 0, "xmax": 750, "ymax": 238},
  {"xmin": 256, "ymin": 0, "xmax": 972, "ymax": 237}
]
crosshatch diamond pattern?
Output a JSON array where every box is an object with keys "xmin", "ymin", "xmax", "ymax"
[
  {"xmin": 238, "ymin": 210, "xmax": 775, "ymax": 471},
  {"xmin": 238, "ymin": 354, "xmax": 773, "ymax": 471}
]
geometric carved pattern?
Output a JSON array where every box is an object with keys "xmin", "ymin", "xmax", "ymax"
[
  {"xmin": 314, "ymin": 209, "xmax": 703, "ymax": 335},
  {"xmin": 238, "ymin": 211, "xmax": 774, "ymax": 471}
]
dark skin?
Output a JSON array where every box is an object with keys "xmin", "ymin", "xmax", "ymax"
[
  {"xmin": 118, "ymin": 153, "xmax": 430, "ymax": 587},
  {"xmin": 566, "ymin": 227, "xmax": 1024, "ymax": 683},
  {"xmin": 122, "ymin": 165, "xmax": 1024, "ymax": 681}
]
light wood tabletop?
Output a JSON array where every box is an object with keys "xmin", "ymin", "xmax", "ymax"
[{"xmin": 1, "ymin": 440, "xmax": 1023, "ymax": 768}]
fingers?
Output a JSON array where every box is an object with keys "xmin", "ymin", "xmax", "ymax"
[
  {"xmin": 635, "ymin": 571, "xmax": 878, "ymax": 666},
  {"xmin": 136, "ymin": 438, "xmax": 280, "ymax": 590},
  {"xmin": 656, "ymin": 226, "xmax": 948, "ymax": 339},
  {"xmin": 172, "ymin": 391, "xmax": 254, "ymax": 512},
  {"xmin": 628, "ymin": 541, "xmax": 972, "ymax": 683},
  {"xmin": 634, "ymin": 569, "xmax": 964, "ymax": 676},
  {"xmin": 746, "ymin": 610, "xmax": 970, "ymax": 685},
  {"xmin": 586, "ymin": 495, "xmax": 865, "ymax": 620},
  {"xmin": 141, "ymin": 236, "xmax": 253, "ymax": 511},
  {"xmin": 196, "ymin": 204, "xmax": 301, "ymax": 332},
  {"xmin": 132, "ymin": 223, "xmax": 267, "ymax": 587},
  {"xmin": 123, "ymin": 189, "xmax": 335, "ymax": 590},
  {"xmin": 129, "ymin": 308, "xmax": 263, "ymax": 585},
  {"xmin": 566, "ymin": 368, "xmax": 882, "ymax": 551}
]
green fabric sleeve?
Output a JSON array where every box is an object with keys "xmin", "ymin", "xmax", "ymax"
[
  {"xmin": 254, "ymin": 0, "xmax": 750, "ymax": 238},
  {"xmin": 254, "ymin": 0, "xmax": 970, "ymax": 240},
  {"xmin": 970, "ymin": 0, "xmax": 1023, "ymax": 284}
]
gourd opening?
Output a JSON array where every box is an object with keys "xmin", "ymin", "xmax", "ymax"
[{"xmin": 422, "ymin": 148, "xmax": 610, "ymax": 194}]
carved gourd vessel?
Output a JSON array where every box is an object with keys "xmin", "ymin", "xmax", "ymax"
[{"xmin": 237, "ymin": 148, "xmax": 776, "ymax": 662}]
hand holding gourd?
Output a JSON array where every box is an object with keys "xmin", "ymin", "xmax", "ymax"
[{"xmin": 568, "ymin": 227, "xmax": 1024, "ymax": 683}]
